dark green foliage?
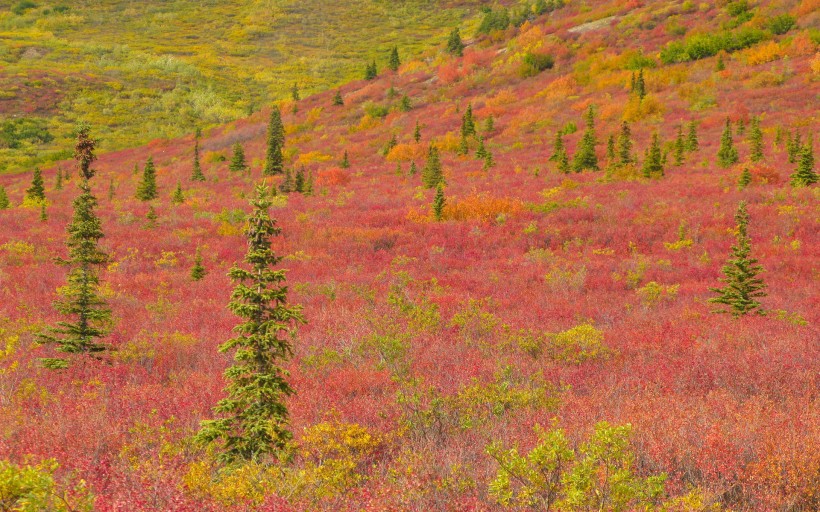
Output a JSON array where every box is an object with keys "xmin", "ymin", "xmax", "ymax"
[
  {"xmin": 642, "ymin": 132, "xmax": 664, "ymax": 178},
  {"xmin": 55, "ymin": 169, "xmax": 63, "ymax": 191},
  {"xmin": 716, "ymin": 53, "xmax": 725, "ymax": 71},
  {"xmin": 279, "ymin": 168, "xmax": 293, "ymax": 194},
  {"xmin": 192, "ymin": 134, "xmax": 206, "ymax": 181},
  {"xmin": 264, "ymin": 106, "xmax": 285, "ymax": 176},
  {"xmin": 413, "ymin": 121, "xmax": 421, "ymax": 143},
  {"xmin": 768, "ymin": 13, "xmax": 795, "ymax": 34},
  {"xmin": 433, "ymin": 184, "xmax": 445, "ymax": 221},
  {"xmin": 484, "ymin": 116, "xmax": 494, "ymax": 134},
  {"xmin": 291, "ymin": 82, "xmax": 300, "ymax": 102},
  {"xmin": 11, "ymin": 0, "xmax": 38, "ymax": 15},
  {"xmin": 738, "ymin": 167, "xmax": 752, "ymax": 189},
  {"xmin": 229, "ymin": 142, "xmax": 248, "ymax": 173},
  {"xmin": 457, "ymin": 134, "xmax": 469, "ymax": 156},
  {"xmin": 294, "ymin": 167, "xmax": 305, "ymax": 193},
  {"xmin": 717, "ymin": 118, "xmax": 739, "ymax": 168},
  {"xmin": 38, "ymin": 126, "xmax": 111, "ymax": 370},
  {"xmin": 0, "ymin": 185, "xmax": 9, "ymax": 209},
  {"xmin": 709, "ymin": 201, "xmax": 766, "ymax": 317},
  {"xmin": 422, "ymin": 144, "xmax": 444, "ymax": 189},
  {"xmin": 519, "ymin": 52, "xmax": 554, "ymax": 78},
  {"xmin": 673, "ymin": 125, "xmax": 685, "ymax": 166},
  {"xmin": 409, "ymin": 161, "xmax": 417, "ymax": 176},
  {"xmin": 632, "ymin": 68, "xmax": 646, "ymax": 99},
  {"xmin": 382, "ymin": 134, "xmax": 398, "ymax": 157},
  {"xmin": 477, "ymin": 7, "xmax": 510, "ymax": 34},
  {"xmin": 660, "ymin": 27, "xmax": 767, "ymax": 64},
  {"xmin": 196, "ymin": 184, "xmax": 305, "ymax": 463},
  {"xmin": 136, "ymin": 157, "xmax": 158, "ymax": 201},
  {"xmin": 686, "ymin": 120, "xmax": 699, "ymax": 152},
  {"xmin": 26, "ymin": 168, "xmax": 45, "ymax": 202},
  {"xmin": 606, "ymin": 134, "xmax": 616, "ymax": 163},
  {"xmin": 737, "ymin": 118, "xmax": 745, "ymax": 136},
  {"xmin": 191, "ymin": 247, "xmax": 207, "ymax": 281},
  {"xmin": 790, "ymin": 138, "xmax": 817, "ymax": 187},
  {"xmin": 341, "ymin": 150, "xmax": 350, "ymax": 169},
  {"xmin": 557, "ymin": 145, "xmax": 570, "ymax": 174},
  {"xmin": 399, "ymin": 95, "xmax": 412, "ymax": 112},
  {"xmin": 461, "ymin": 103, "xmax": 476, "ymax": 138},
  {"xmin": 787, "ymin": 131, "xmax": 801, "ymax": 164},
  {"xmin": 549, "ymin": 131, "xmax": 564, "ymax": 162},
  {"xmin": 483, "ymin": 149, "xmax": 495, "ymax": 170},
  {"xmin": 388, "ymin": 46, "xmax": 401, "ymax": 71},
  {"xmin": 39, "ymin": 203, "xmax": 48, "ymax": 222},
  {"xmin": 145, "ymin": 205, "xmax": 158, "ymax": 228},
  {"xmin": 365, "ymin": 61, "xmax": 378, "ymax": 80},
  {"xmin": 172, "ymin": 182, "xmax": 185, "ymax": 204},
  {"xmin": 303, "ymin": 170, "xmax": 314, "ymax": 196},
  {"xmin": 0, "ymin": 117, "xmax": 53, "ymax": 149},
  {"xmin": 476, "ymin": 137, "xmax": 487, "ymax": 159},
  {"xmin": 332, "ymin": 90, "xmax": 344, "ymax": 106},
  {"xmin": 572, "ymin": 106, "xmax": 598, "ymax": 172},
  {"xmin": 446, "ymin": 27, "xmax": 464, "ymax": 56},
  {"xmin": 748, "ymin": 117, "xmax": 763, "ymax": 163}
]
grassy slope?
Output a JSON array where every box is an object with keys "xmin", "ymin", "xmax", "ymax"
[
  {"xmin": 0, "ymin": 0, "xmax": 819, "ymax": 509},
  {"xmin": 0, "ymin": 0, "xmax": 484, "ymax": 172}
]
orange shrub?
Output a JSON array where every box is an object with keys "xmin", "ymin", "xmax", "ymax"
[
  {"xmin": 443, "ymin": 193, "xmax": 523, "ymax": 222},
  {"xmin": 434, "ymin": 132, "xmax": 461, "ymax": 153},
  {"xmin": 316, "ymin": 167, "xmax": 351, "ymax": 187},
  {"xmin": 742, "ymin": 41, "xmax": 783, "ymax": 66},
  {"xmin": 298, "ymin": 151, "xmax": 333, "ymax": 165},
  {"xmin": 745, "ymin": 163, "xmax": 782, "ymax": 185},
  {"xmin": 386, "ymin": 143, "xmax": 426, "ymax": 162},
  {"xmin": 479, "ymin": 89, "xmax": 518, "ymax": 117},
  {"xmin": 537, "ymin": 75, "xmax": 577, "ymax": 101}
]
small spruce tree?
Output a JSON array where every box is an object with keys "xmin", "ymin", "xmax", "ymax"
[
  {"xmin": 709, "ymin": 201, "xmax": 767, "ymax": 317},
  {"xmin": 196, "ymin": 184, "xmax": 305, "ymax": 463},
  {"xmin": 717, "ymin": 118, "xmax": 739, "ymax": 168},
  {"xmin": 790, "ymin": 138, "xmax": 817, "ymax": 187},
  {"xmin": 433, "ymin": 184, "xmax": 446, "ymax": 221},
  {"xmin": 409, "ymin": 161, "xmax": 418, "ymax": 175},
  {"xmin": 55, "ymin": 169, "xmax": 63, "ymax": 191},
  {"xmin": 191, "ymin": 247, "xmax": 207, "ymax": 281},
  {"xmin": 39, "ymin": 203, "xmax": 48, "ymax": 222},
  {"xmin": 26, "ymin": 168, "xmax": 46, "ymax": 202},
  {"xmin": 341, "ymin": 150, "xmax": 350, "ymax": 169},
  {"xmin": 279, "ymin": 168, "xmax": 293, "ymax": 194},
  {"xmin": 136, "ymin": 157, "xmax": 158, "ymax": 201},
  {"xmin": 145, "ymin": 206, "xmax": 158, "ymax": 228},
  {"xmin": 172, "ymin": 182, "xmax": 185, "ymax": 204},
  {"xmin": 400, "ymin": 95, "xmax": 412, "ymax": 112},
  {"xmin": 550, "ymin": 131, "xmax": 565, "ymax": 162},
  {"xmin": 617, "ymin": 121, "xmax": 633, "ymax": 166},
  {"xmin": 642, "ymin": 132, "xmax": 664, "ymax": 178},
  {"xmin": 787, "ymin": 131, "xmax": 801, "ymax": 163},
  {"xmin": 484, "ymin": 115, "xmax": 495, "ymax": 134},
  {"xmin": 483, "ymin": 149, "xmax": 495, "ymax": 170},
  {"xmin": 673, "ymin": 125, "xmax": 686, "ymax": 166},
  {"xmin": 263, "ymin": 106, "xmax": 285, "ymax": 176},
  {"xmin": 422, "ymin": 144, "xmax": 444, "ymax": 188},
  {"xmin": 229, "ymin": 142, "xmax": 248, "ymax": 173},
  {"xmin": 572, "ymin": 105, "xmax": 599, "ymax": 172},
  {"xmin": 413, "ymin": 121, "xmax": 422, "ymax": 143},
  {"xmin": 192, "ymin": 133, "xmax": 206, "ymax": 182},
  {"xmin": 686, "ymin": 120, "xmax": 699, "ymax": 152},
  {"xmin": 476, "ymin": 137, "xmax": 488, "ymax": 159},
  {"xmin": 332, "ymin": 90, "xmax": 344, "ymax": 106},
  {"xmin": 748, "ymin": 117, "xmax": 763, "ymax": 162},
  {"xmin": 388, "ymin": 46, "xmax": 401, "ymax": 71},
  {"xmin": 738, "ymin": 167, "xmax": 752, "ymax": 189},
  {"xmin": 304, "ymin": 171, "xmax": 314, "ymax": 196},
  {"xmin": 633, "ymin": 68, "xmax": 646, "ymax": 99},
  {"xmin": 0, "ymin": 185, "xmax": 9, "ymax": 209},
  {"xmin": 294, "ymin": 167, "xmax": 305, "ymax": 193},
  {"xmin": 291, "ymin": 82, "xmax": 300, "ymax": 102},
  {"xmin": 446, "ymin": 27, "xmax": 464, "ymax": 56},
  {"xmin": 606, "ymin": 134, "xmax": 616, "ymax": 163},
  {"xmin": 461, "ymin": 103, "xmax": 476, "ymax": 138},
  {"xmin": 365, "ymin": 61, "xmax": 378, "ymax": 80}
]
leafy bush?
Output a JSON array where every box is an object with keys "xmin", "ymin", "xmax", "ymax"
[
  {"xmin": 11, "ymin": 0, "xmax": 37, "ymax": 15},
  {"xmin": 519, "ymin": 52, "xmax": 555, "ymax": 78},
  {"xmin": 364, "ymin": 102, "xmax": 390, "ymax": 119},
  {"xmin": 0, "ymin": 458, "xmax": 93, "ymax": 511},
  {"xmin": 660, "ymin": 28, "xmax": 768, "ymax": 63},
  {"xmin": 0, "ymin": 118, "xmax": 53, "ymax": 149},
  {"xmin": 546, "ymin": 323, "xmax": 609, "ymax": 364},
  {"xmin": 477, "ymin": 8, "xmax": 510, "ymax": 35},
  {"xmin": 768, "ymin": 14, "xmax": 796, "ymax": 35}
]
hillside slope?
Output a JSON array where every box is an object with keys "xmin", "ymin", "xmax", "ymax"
[{"xmin": 0, "ymin": 0, "xmax": 818, "ymax": 510}]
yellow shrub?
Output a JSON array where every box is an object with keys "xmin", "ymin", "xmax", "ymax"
[
  {"xmin": 444, "ymin": 193, "xmax": 523, "ymax": 222},
  {"xmin": 622, "ymin": 94, "xmax": 665, "ymax": 122},
  {"xmin": 812, "ymin": 52, "xmax": 820, "ymax": 77},
  {"xmin": 636, "ymin": 281, "xmax": 680, "ymax": 308},
  {"xmin": 434, "ymin": 131, "xmax": 461, "ymax": 153},
  {"xmin": 547, "ymin": 324, "xmax": 610, "ymax": 364},
  {"xmin": 297, "ymin": 151, "xmax": 332, "ymax": 165},
  {"xmin": 742, "ymin": 41, "xmax": 783, "ymax": 66},
  {"xmin": 386, "ymin": 143, "xmax": 427, "ymax": 162}
]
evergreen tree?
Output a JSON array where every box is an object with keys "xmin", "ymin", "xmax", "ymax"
[
  {"xmin": 388, "ymin": 46, "xmax": 401, "ymax": 71},
  {"xmin": 55, "ymin": 169, "xmax": 63, "ymax": 191},
  {"xmin": 136, "ymin": 157, "xmax": 158, "ymax": 201},
  {"xmin": 291, "ymin": 82, "xmax": 300, "ymax": 102},
  {"xmin": 294, "ymin": 167, "xmax": 305, "ymax": 193},
  {"xmin": 572, "ymin": 105, "xmax": 599, "ymax": 172},
  {"xmin": 365, "ymin": 61, "xmax": 378, "ymax": 80},
  {"xmin": 229, "ymin": 142, "xmax": 248, "ymax": 173},
  {"xmin": 399, "ymin": 95, "xmax": 412, "ymax": 112},
  {"xmin": 461, "ymin": 103, "xmax": 476, "ymax": 138},
  {"xmin": 263, "ymin": 106, "xmax": 285, "ymax": 176},
  {"xmin": 717, "ymin": 118, "xmax": 739, "ymax": 168},
  {"xmin": 413, "ymin": 121, "xmax": 422, "ymax": 143},
  {"xmin": 145, "ymin": 206, "xmax": 158, "ymax": 229},
  {"xmin": 422, "ymin": 144, "xmax": 444, "ymax": 188},
  {"xmin": 191, "ymin": 247, "xmax": 207, "ymax": 281},
  {"xmin": 738, "ymin": 167, "xmax": 752, "ymax": 189},
  {"xmin": 341, "ymin": 150, "xmax": 350, "ymax": 169},
  {"xmin": 304, "ymin": 171, "xmax": 314, "ymax": 196},
  {"xmin": 196, "ymin": 184, "xmax": 305, "ymax": 463},
  {"xmin": 0, "ymin": 185, "xmax": 9, "ymax": 209},
  {"xmin": 716, "ymin": 53, "xmax": 725, "ymax": 71},
  {"xmin": 332, "ymin": 90, "xmax": 344, "ymax": 106},
  {"xmin": 686, "ymin": 120, "xmax": 699, "ymax": 152},
  {"xmin": 709, "ymin": 201, "xmax": 766, "ymax": 317},
  {"xmin": 433, "ymin": 184, "xmax": 446, "ymax": 221},
  {"xmin": 39, "ymin": 203, "xmax": 48, "ymax": 222},
  {"xmin": 549, "ymin": 131, "xmax": 565, "ymax": 162},
  {"xmin": 476, "ymin": 137, "xmax": 488, "ymax": 159},
  {"xmin": 192, "ymin": 133, "xmax": 206, "ymax": 182},
  {"xmin": 748, "ymin": 116, "xmax": 763, "ymax": 162},
  {"xmin": 26, "ymin": 168, "xmax": 45, "ymax": 202},
  {"xmin": 483, "ymin": 149, "xmax": 495, "ymax": 170},
  {"xmin": 484, "ymin": 115, "xmax": 495, "ymax": 134},
  {"xmin": 642, "ymin": 132, "xmax": 664, "ymax": 178},
  {"xmin": 446, "ymin": 27, "xmax": 464, "ymax": 57},
  {"xmin": 382, "ymin": 134, "xmax": 398, "ymax": 157},
  {"xmin": 633, "ymin": 68, "xmax": 646, "ymax": 99},
  {"xmin": 737, "ymin": 118, "xmax": 745, "ymax": 136},
  {"xmin": 172, "ymin": 182, "xmax": 185, "ymax": 204},
  {"xmin": 108, "ymin": 178, "xmax": 115, "ymax": 201},
  {"xmin": 38, "ymin": 125, "xmax": 111, "ymax": 369},
  {"xmin": 673, "ymin": 125, "xmax": 686, "ymax": 166},
  {"xmin": 279, "ymin": 168, "xmax": 293, "ymax": 194},
  {"xmin": 790, "ymin": 138, "xmax": 817, "ymax": 187},
  {"xmin": 606, "ymin": 134, "xmax": 616, "ymax": 163},
  {"xmin": 787, "ymin": 131, "xmax": 801, "ymax": 163},
  {"xmin": 409, "ymin": 161, "xmax": 418, "ymax": 176},
  {"xmin": 617, "ymin": 121, "xmax": 633, "ymax": 166},
  {"xmin": 557, "ymin": 144, "xmax": 570, "ymax": 174}
]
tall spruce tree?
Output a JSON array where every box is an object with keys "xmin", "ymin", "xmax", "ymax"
[
  {"xmin": 38, "ymin": 125, "xmax": 111, "ymax": 369},
  {"xmin": 462, "ymin": 103, "xmax": 476, "ymax": 138},
  {"xmin": 196, "ymin": 184, "xmax": 305, "ymax": 463},
  {"xmin": 229, "ymin": 142, "xmax": 248, "ymax": 173},
  {"xmin": 433, "ymin": 184, "xmax": 446, "ymax": 221},
  {"xmin": 787, "ymin": 132, "xmax": 801, "ymax": 163},
  {"xmin": 55, "ymin": 169, "xmax": 63, "ymax": 191},
  {"xmin": 748, "ymin": 116, "xmax": 764, "ymax": 163},
  {"xmin": 572, "ymin": 105, "xmax": 599, "ymax": 172},
  {"xmin": 388, "ymin": 46, "xmax": 401, "ymax": 71},
  {"xmin": 642, "ymin": 132, "xmax": 664, "ymax": 178},
  {"xmin": 263, "ymin": 106, "xmax": 285, "ymax": 176},
  {"xmin": 192, "ymin": 132, "xmax": 206, "ymax": 182},
  {"xmin": 446, "ymin": 27, "xmax": 464, "ymax": 56},
  {"xmin": 413, "ymin": 121, "xmax": 422, "ymax": 143},
  {"xmin": 26, "ymin": 168, "xmax": 45, "ymax": 202},
  {"xmin": 790, "ymin": 138, "xmax": 817, "ymax": 187},
  {"xmin": 673, "ymin": 125, "xmax": 686, "ymax": 166},
  {"xmin": 633, "ymin": 68, "xmax": 646, "ymax": 99},
  {"xmin": 136, "ymin": 157, "xmax": 158, "ymax": 201},
  {"xmin": 0, "ymin": 185, "xmax": 9, "ymax": 209},
  {"xmin": 617, "ymin": 121, "xmax": 633, "ymax": 166},
  {"xmin": 709, "ymin": 201, "xmax": 767, "ymax": 317},
  {"xmin": 717, "ymin": 118, "xmax": 739, "ymax": 168},
  {"xmin": 686, "ymin": 120, "xmax": 699, "ymax": 152},
  {"xmin": 422, "ymin": 144, "xmax": 444, "ymax": 188}
]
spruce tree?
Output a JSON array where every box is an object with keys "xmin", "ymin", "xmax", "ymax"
[
  {"xmin": 642, "ymin": 132, "xmax": 664, "ymax": 178},
  {"xmin": 633, "ymin": 68, "xmax": 646, "ymax": 99},
  {"xmin": 196, "ymin": 184, "xmax": 305, "ymax": 463},
  {"xmin": 433, "ymin": 184, "xmax": 446, "ymax": 221},
  {"xmin": 145, "ymin": 206, "xmax": 158, "ymax": 229},
  {"xmin": 388, "ymin": 46, "xmax": 401, "ymax": 71},
  {"xmin": 549, "ymin": 131, "xmax": 565, "ymax": 162},
  {"xmin": 790, "ymin": 138, "xmax": 817, "ymax": 187},
  {"xmin": 172, "ymin": 182, "xmax": 185, "ymax": 204},
  {"xmin": 717, "ymin": 118, "xmax": 739, "ymax": 168},
  {"xmin": 409, "ymin": 161, "xmax": 418, "ymax": 175},
  {"xmin": 422, "ymin": 144, "xmax": 444, "ymax": 188},
  {"xmin": 0, "ymin": 185, "xmax": 9, "ymax": 209},
  {"xmin": 413, "ymin": 121, "xmax": 422, "ymax": 143},
  {"xmin": 304, "ymin": 171, "xmax": 314, "ymax": 196},
  {"xmin": 557, "ymin": 145, "xmax": 570, "ymax": 174},
  {"xmin": 461, "ymin": 103, "xmax": 476, "ymax": 138},
  {"xmin": 263, "ymin": 106, "xmax": 285, "ymax": 176},
  {"xmin": 192, "ymin": 133, "xmax": 206, "ymax": 182},
  {"xmin": 787, "ymin": 132, "xmax": 801, "ymax": 163},
  {"xmin": 483, "ymin": 149, "xmax": 495, "ymax": 170},
  {"xmin": 446, "ymin": 27, "xmax": 464, "ymax": 57},
  {"xmin": 606, "ymin": 134, "xmax": 616, "ymax": 163},
  {"xmin": 39, "ymin": 203, "xmax": 48, "ymax": 222},
  {"xmin": 738, "ymin": 167, "xmax": 752, "ymax": 189},
  {"xmin": 279, "ymin": 168, "xmax": 293, "ymax": 194},
  {"xmin": 671, "ymin": 125, "xmax": 684, "ymax": 166},
  {"xmin": 400, "ymin": 95, "xmax": 412, "ymax": 112},
  {"xmin": 108, "ymin": 178, "xmax": 115, "ymax": 201},
  {"xmin": 332, "ymin": 90, "xmax": 344, "ymax": 106},
  {"xmin": 484, "ymin": 115, "xmax": 495, "ymax": 134},
  {"xmin": 294, "ymin": 167, "xmax": 305, "ymax": 193},
  {"xmin": 229, "ymin": 142, "xmax": 248, "ymax": 173},
  {"xmin": 617, "ymin": 121, "xmax": 633, "ymax": 166},
  {"xmin": 291, "ymin": 82, "xmax": 300, "ymax": 102},
  {"xmin": 572, "ymin": 105, "xmax": 599, "ymax": 172},
  {"xmin": 341, "ymin": 150, "xmax": 350, "ymax": 169},
  {"xmin": 38, "ymin": 125, "xmax": 111, "ymax": 369},
  {"xmin": 26, "ymin": 168, "xmax": 45, "ymax": 202},
  {"xmin": 737, "ymin": 118, "xmax": 745, "ymax": 136},
  {"xmin": 686, "ymin": 120, "xmax": 699, "ymax": 152},
  {"xmin": 191, "ymin": 247, "xmax": 207, "ymax": 281},
  {"xmin": 748, "ymin": 117, "xmax": 763, "ymax": 162},
  {"xmin": 365, "ymin": 61, "xmax": 377, "ymax": 80},
  {"xmin": 709, "ymin": 201, "xmax": 767, "ymax": 317},
  {"xmin": 476, "ymin": 137, "xmax": 488, "ymax": 159},
  {"xmin": 55, "ymin": 169, "xmax": 63, "ymax": 191},
  {"xmin": 136, "ymin": 157, "xmax": 158, "ymax": 201}
]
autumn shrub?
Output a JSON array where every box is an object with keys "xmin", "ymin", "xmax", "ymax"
[
  {"xmin": 519, "ymin": 52, "xmax": 555, "ymax": 78},
  {"xmin": 741, "ymin": 41, "xmax": 783, "ymax": 65},
  {"xmin": 636, "ymin": 281, "xmax": 680, "ymax": 308},
  {"xmin": 545, "ymin": 323, "xmax": 610, "ymax": 364},
  {"xmin": 0, "ymin": 458, "xmax": 94, "ymax": 511},
  {"xmin": 443, "ymin": 193, "xmax": 522, "ymax": 222},
  {"xmin": 316, "ymin": 167, "xmax": 350, "ymax": 187},
  {"xmin": 386, "ymin": 143, "xmax": 426, "ymax": 162}
]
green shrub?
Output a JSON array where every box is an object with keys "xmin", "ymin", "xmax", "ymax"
[
  {"xmin": 519, "ymin": 52, "xmax": 555, "ymax": 78},
  {"xmin": 477, "ymin": 8, "xmax": 510, "ymax": 35},
  {"xmin": 768, "ymin": 14, "xmax": 796, "ymax": 35},
  {"xmin": 0, "ymin": 458, "xmax": 93, "ymax": 511}
]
